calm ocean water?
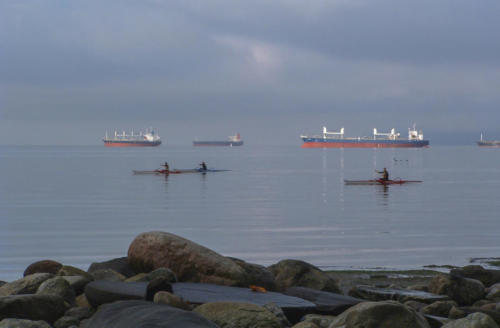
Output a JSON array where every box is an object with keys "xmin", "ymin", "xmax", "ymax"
[{"xmin": 1, "ymin": 145, "xmax": 499, "ymax": 282}]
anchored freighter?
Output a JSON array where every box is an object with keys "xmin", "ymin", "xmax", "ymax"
[
  {"xmin": 477, "ymin": 134, "xmax": 500, "ymax": 147},
  {"xmin": 103, "ymin": 128, "xmax": 161, "ymax": 147},
  {"xmin": 193, "ymin": 133, "xmax": 243, "ymax": 147},
  {"xmin": 301, "ymin": 125, "xmax": 429, "ymax": 148}
]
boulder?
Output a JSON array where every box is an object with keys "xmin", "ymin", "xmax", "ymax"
[
  {"xmin": 89, "ymin": 269, "xmax": 126, "ymax": 282},
  {"xmin": 57, "ymin": 266, "xmax": 92, "ymax": 280},
  {"xmin": 128, "ymin": 231, "xmax": 255, "ymax": 286},
  {"xmin": 84, "ymin": 281, "xmax": 145, "ymax": 307},
  {"xmin": 349, "ymin": 285, "xmax": 449, "ymax": 304},
  {"xmin": 0, "ymin": 273, "xmax": 54, "ymax": 296},
  {"xmin": 263, "ymin": 302, "xmax": 292, "ymax": 327},
  {"xmin": 292, "ymin": 322, "xmax": 319, "ymax": 328},
  {"xmin": 451, "ymin": 266, "xmax": 500, "ymax": 288},
  {"xmin": 53, "ymin": 315, "xmax": 79, "ymax": 328},
  {"xmin": 229, "ymin": 257, "xmax": 276, "ymax": 290},
  {"xmin": 82, "ymin": 300, "xmax": 218, "ymax": 328},
  {"xmin": 194, "ymin": 301, "xmax": 282, "ymax": 328},
  {"xmin": 424, "ymin": 315, "xmax": 452, "ymax": 328},
  {"xmin": 0, "ymin": 318, "xmax": 52, "ymax": 328},
  {"xmin": 268, "ymin": 259, "xmax": 340, "ymax": 293},
  {"xmin": 125, "ymin": 273, "xmax": 148, "ymax": 283},
  {"xmin": 429, "ymin": 275, "xmax": 485, "ymax": 306},
  {"xmin": 0, "ymin": 282, "xmax": 4, "ymax": 288},
  {"xmin": 87, "ymin": 257, "xmax": 136, "ymax": 278},
  {"xmin": 153, "ymin": 291, "xmax": 190, "ymax": 310},
  {"xmin": 459, "ymin": 308, "xmax": 500, "ymax": 326},
  {"xmin": 300, "ymin": 313, "xmax": 336, "ymax": 328},
  {"xmin": 145, "ymin": 277, "xmax": 173, "ymax": 301},
  {"xmin": 441, "ymin": 312, "xmax": 499, "ymax": 328},
  {"xmin": 64, "ymin": 306, "xmax": 94, "ymax": 320},
  {"xmin": 405, "ymin": 300, "xmax": 429, "ymax": 312},
  {"xmin": 61, "ymin": 275, "xmax": 91, "ymax": 295},
  {"xmin": 486, "ymin": 283, "xmax": 500, "ymax": 301},
  {"xmin": 328, "ymin": 301, "xmax": 431, "ymax": 328},
  {"xmin": 24, "ymin": 260, "xmax": 63, "ymax": 277},
  {"xmin": 422, "ymin": 300, "xmax": 459, "ymax": 317},
  {"xmin": 37, "ymin": 277, "xmax": 76, "ymax": 305},
  {"xmin": 146, "ymin": 267, "xmax": 177, "ymax": 283},
  {"xmin": 285, "ymin": 286, "xmax": 362, "ymax": 314},
  {"xmin": 0, "ymin": 294, "xmax": 68, "ymax": 323}
]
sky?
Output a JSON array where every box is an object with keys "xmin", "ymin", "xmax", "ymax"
[{"xmin": 1, "ymin": 0, "xmax": 500, "ymax": 145}]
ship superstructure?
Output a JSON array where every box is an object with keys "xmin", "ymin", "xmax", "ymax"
[
  {"xmin": 103, "ymin": 128, "xmax": 161, "ymax": 147},
  {"xmin": 301, "ymin": 125, "xmax": 429, "ymax": 148}
]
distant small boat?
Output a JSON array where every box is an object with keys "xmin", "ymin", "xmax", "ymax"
[
  {"xmin": 344, "ymin": 179, "xmax": 422, "ymax": 185},
  {"xmin": 193, "ymin": 133, "xmax": 243, "ymax": 147},
  {"xmin": 477, "ymin": 133, "xmax": 500, "ymax": 147}
]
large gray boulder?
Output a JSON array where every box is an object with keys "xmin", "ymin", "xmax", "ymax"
[
  {"xmin": 328, "ymin": 301, "xmax": 430, "ymax": 328},
  {"xmin": 0, "ymin": 294, "xmax": 68, "ymax": 323},
  {"xmin": 0, "ymin": 273, "xmax": 54, "ymax": 296},
  {"xmin": 429, "ymin": 275, "xmax": 485, "ymax": 306},
  {"xmin": 128, "ymin": 231, "xmax": 272, "ymax": 287},
  {"xmin": 82, "ymin": 300, "xmax": 218, "ymax": 328},
  {"xmin": 37, "ymin": 277, "xmax": 76, "ymax": 305},
  {"xmin": 442, "ymin": 312, "xmax": 499, "ymax": 328},
  {"xmin": 268, "ymin": 259, "xmax": 340, "ymax": 293},
  {"xmin": 194, "ymin": 301, "xmax": 282, "ymax": 328},
  {"xmin": 0, "ymin": 318, "xmax": 52, "ymax": 328}
]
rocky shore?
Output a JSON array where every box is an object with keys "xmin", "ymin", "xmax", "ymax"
[{"xmin": 2, "ymin": 231, "xmax": 500, "ymax": 327}]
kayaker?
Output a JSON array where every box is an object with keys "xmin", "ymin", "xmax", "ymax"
[
  {"xmin": 200, "ymin": 161, "xmax": 207, "ymax": 171},
  {"xmin": 377, "ymin": 168, "xmax": 389, "ymax": 181},
  {"xmin": 162, "ymin": 162, "xmax": 170, "ymax": 173}
]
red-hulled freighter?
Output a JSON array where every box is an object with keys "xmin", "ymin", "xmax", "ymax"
[
  {"xmin": 301, "ymin": 125, "xmax": 429, "ymax": 148},
  {"xmin": 103, "ymin": 128, "xmax": 161, "ymax": 147}
]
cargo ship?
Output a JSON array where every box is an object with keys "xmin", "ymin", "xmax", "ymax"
[
  {"xmin": 193, "ymin": 133, "xmax": 243, "ymax": 147},
  {"xmin": 301, "ymin": 125, "xmax": 429, "ymax": 148},
  {"xmin": 103, "ymin": 128, "xmax": 161, "ymax": 147},
  {"xmin": 477, "ymin": 134, "xmax": 500, "ymax": 147}
]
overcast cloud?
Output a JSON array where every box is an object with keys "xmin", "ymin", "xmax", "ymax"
[{"xmin": 1, "ymin": 0, "xmax": 499, "ymax": 145}]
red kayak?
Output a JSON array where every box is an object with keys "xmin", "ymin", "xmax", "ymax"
[{"xmin": 344, "ymin": 179, "xmax": 422, "ymax": 185}]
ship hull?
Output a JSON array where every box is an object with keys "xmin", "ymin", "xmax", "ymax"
[
  {"xmin": 193, "ymin": 141, "xmax": 243, "ymax": 146},
  {"xmin": 477, "ymin": 141, "xmax": 500, "ymax": 147},
  {"xmin": 103, "ymin": 140, "xmax": 161, "ymax": 147},
  {"xmin": 301, "ymin": 138, "xmax": 429, "ymax": 148}
]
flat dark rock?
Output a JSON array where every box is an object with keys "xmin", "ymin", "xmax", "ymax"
[
  {"xmin": 284, "ymin": 286, "xmax": 363, "ymax": 315},
  {"xmin": 350, "ymin": 285, "xmax": 449, "ymax": 304},
  {"xmin": 82, "ymin": 300, "xmax": 218, "ymax": 328},
  {"xmin": 172, "ymin": 282, "xmax": 316, "ymax": 323},
  {"xmin": 84, "ymin": 281, "xmax": 146, "ymax": 307}
]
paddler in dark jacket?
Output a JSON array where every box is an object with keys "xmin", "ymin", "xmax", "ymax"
[
  {"xmin": 377, "ymin": 168, "xmax": 389, "ymax": 181},
  {"xmin": 200, "ymin": 161, "xmax": 207, "ymax": 171},
  {"xmin": 162, "ymin": 162, "xmax": 170, "ymax": 173}
]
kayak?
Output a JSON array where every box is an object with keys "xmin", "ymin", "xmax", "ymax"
[
  {"xmin": 344, "ymin": 179, "xmax": 422, "ymax": 185},
  {"xmin": 133, "ymin": 168, "xmax": 230, "ymax": 175}
]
